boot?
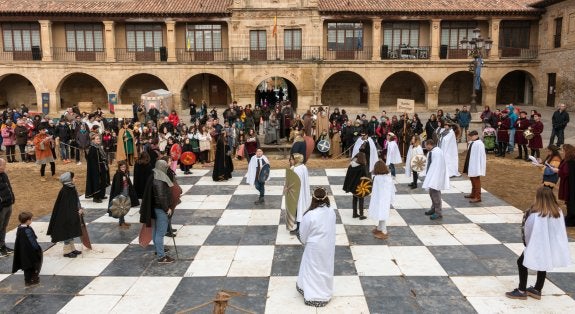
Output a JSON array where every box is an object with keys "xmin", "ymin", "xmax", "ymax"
[
  {"xmin": 359, "ymin": 208, "xmax": 367, "ymax": 220},
  {"xmin": 411, "ymin": 181, "xmax": 418, "ymax": 189}
]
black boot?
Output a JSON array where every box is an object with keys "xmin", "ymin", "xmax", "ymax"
[{"xmin": 359, "ymin": 208, "xmax": 367, "ymax": 220}]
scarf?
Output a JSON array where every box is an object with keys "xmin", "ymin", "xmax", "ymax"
[
  {"xmin": 153, "ymin": 160, "xmax": 174, "ymax": 187},
  {"xmin": 59, "ymin": 172, "xmax": 75, "ymax": 188}
]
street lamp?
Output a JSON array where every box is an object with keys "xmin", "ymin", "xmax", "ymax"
[{"xmin": 460, "ymin": 28, "xmax": 493, "ymax": 112}]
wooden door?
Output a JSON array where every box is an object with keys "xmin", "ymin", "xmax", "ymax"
[{"xmin": 547, "ymin": 73, "xmax": 556, "ymax": 107}]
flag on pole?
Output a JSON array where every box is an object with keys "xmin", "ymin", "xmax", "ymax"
[{"xmin": 272, "ymin": 15, "xmax": 277, "ymax": 37}]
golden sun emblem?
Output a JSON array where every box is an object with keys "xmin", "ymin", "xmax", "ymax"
[
  {"xmin": 411, "ymin": 155, "xmax": 427, "ymax": 173},
  {"xmin": 355, "ymin": 177, "xmax": 372, "ymax": 198}
]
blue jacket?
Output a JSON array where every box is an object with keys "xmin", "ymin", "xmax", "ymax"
[{"xmin": 457, "ymin": 111, "xmax": 472, "ymax": 127}]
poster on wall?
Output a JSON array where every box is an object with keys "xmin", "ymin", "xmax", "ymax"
[
  {"xmin": 41, "ymin": 93, "xmax": 50, "ymax": 115},
  {"xmin": 397, "ymin": 98, "xmax": 415, "ymax": 114},
  {"xmin": 108, "ymin": 93, "xmax": 117, "ymax": 113}
]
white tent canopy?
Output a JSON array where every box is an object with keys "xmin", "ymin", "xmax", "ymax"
[{"xmin": 141, "ymin": 89, "xmax": 173, "ymax": 112}]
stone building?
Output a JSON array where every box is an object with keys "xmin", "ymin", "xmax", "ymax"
[{"xmin": 0, "ymin": 0, "xmax": 571, "ymax": 115}]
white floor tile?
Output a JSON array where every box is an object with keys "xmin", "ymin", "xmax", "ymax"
[
  {"xmin": 4, "ymin": 222, "xmax": 52, "ymax": 243},
  {"xmin": 61, "ymin": 295, "xmax": 121, "ymax": 314},
  {"xmin": 228, "ymin": 260, "xmax": 273, "ymax": 277},
  {"xmin": 335, "ymin": 224, "xmax": 349, "ymax": 246},
  {"xmin": 339, "ymin": 209, "xmax": 373, "ymax": 226},
  {"xmin": 111, "ymin": 295, "xmax": 170, "ymax": 314},
  {"xmin": 180, "ymin": 194, "xmax": 208, "ymax": 202},
  {"xmin": 265, "ymin": 276, "xmax": 317, "ymax": 314},
  {"xmin": 495, "ymin": 213, "xmax": 524, "ymax": 224},
  {"xmin": 465, "ymin": 214, "xmax": 507, "ymax": 224},
  {"xmin": 124, "ymin": 277, "xmax": 181, "ymax": 296},
  {"xmin": 80, "ymin": 276, "xmax": 139, "ymax": 295},
  {"xmin": 496, "ymin": 276, "xmax": 566, "ymax": 296},
  {"xmin": 351, "ymin": 246, "xmax": 402, "ymax": 276},
  {"xmin": 455, "ymin": 207, "xmax": 494, "ymax": 215},
  {"xmin": 38, "ymin": 256, "xmax": 72, "ymax": 275},
  {"xmin": 234, "ymin": 246, "xmax": 275, "ymax": 261},
  {"xmin": 487, "ymin": 206, "xmax": 523, "ymax": 214},
  {"xmin": 172, "ymin": 225, "xmax": 214, "ymax": 245},
  {"xmin": 331, "ymin": 184, "xmax": 348, "ymax": 196},
  {"xmin": 451, "ymin": 276, "xmax": 508, "ymax": 297},
  {"xmin": 248, "ymin": 210, "xmax": 281, "ymax": 225},
  {"xmin": 269, "ymin": 169, "xmax": 286, "ymax": 178},
  {"xmin": 332, "ymin": 276, "xmax": 364, "ymax": 297},
  {"xmin": 410, "ymin": 225, "xmax": 462, "ymax": 246},
  {"xmin": 195, "ymin": 246, "xmax": 237, "ymax": 260},
  {"xmin": 392, "ymin": 195, "xmax": 422, "ymax": 209},
  {"xmin": 317, "ymin": 296, "xmax": 369, "ymax": 313},
  {"xmin": 389, "ymin": 246, "xmax": 447, "ymax": 276},
  {"xmin": 217, "ymin": 210, "xmax": 251, "ymax": 225},
  {"xmin": 443, "ymin": 223, "xmax": 501, "ymax": 245},
  {"xmin": 0, "ymin": 274, "xmax": 8, "ymax": 282},
  {"xmin": 467, "ymin": 295, "xmax": 575, "ymax": 314},
  {"xmin": 325, "ymin": 168, "xmax": 347, "ymax": 177},
  {"xmin": 503, "ymin": 243, "xmax": 524, "ymax": 256},
  {"xmin": 387, "ymin": 209, "xmax": 408, "ymax": 226},
  {"xmin": 308, "ymin": 176, "xmax": 330, "ymax": 186},
  {"xmin": 56, "ymin": 258, "xmax": 113, "ymax": 276},
  {"xmin": 275, "ymin": 225, "xmax": 301, "ymax": 245},
  {"xmin": 195, "ymin": 176, "xmax": 243, "ymax": 185},
  {"xmin": 185, "ymin": 259, "xmax": 233, "ymax": 277}
]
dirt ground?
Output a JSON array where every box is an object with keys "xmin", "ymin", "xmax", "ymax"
[{"xmin": 5, "ymin": 152, "xmax": 574, "ymax": 237}]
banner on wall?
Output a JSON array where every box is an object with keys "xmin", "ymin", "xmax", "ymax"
[
  {"xmin": 108, "ymin": 93, "xmax": 117, "ymax": 113},
  {"xmin": 41, "ymin": 93, "xmax": 50, "ymax": 115}
]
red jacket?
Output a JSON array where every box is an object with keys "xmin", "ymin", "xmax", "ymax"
[{"xmin": 168, "ymin": 113, "xmax": 179, "ymax": 128}]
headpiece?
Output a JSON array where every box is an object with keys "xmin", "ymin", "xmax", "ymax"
[
  {"xmin": 312, "ymin": 187, "xmax": 328, "ymax": 201},
  {"xmin": 292, "ymin": 153, "xmax": 304, "ymax": 165}
]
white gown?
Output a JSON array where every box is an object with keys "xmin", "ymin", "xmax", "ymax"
[
  {"xmin": 386, "ymin": 140, "xmax": 402, "ymax": 165},
  {"xmin": 439, "ymin": 129, "xmax": 460, "ymax": 177},
  {"xmin": 405, "ymin": 144, "xmax": 424, "ymax": 176},
  {"xmin": 297, "ymin": 205, "xmax": 336, "ymax": 303},
  {"xmin": 293, "ymin": 164, "xmax": 311, "ymax": 223},
  {"xmin": 368, "ymin": 174, "xmax": 396, "ymax": 221},
  {"xmin": 466, "ymin": 140, "xmax": 486, "ymax": 177},
  {"xmin": 246, "ymin": 155, "xmax": 270, "ymax": 185},
  {"xmin": 351, "ymin": 137, "xmax": 378, "ymax": 173},
  {"xmin": 523, "ymin": 212, "xmax": 572, "ymax": 271},
  {"xmin": 422, "ymin": 147, "xmax": 450, "ymax": 191}
]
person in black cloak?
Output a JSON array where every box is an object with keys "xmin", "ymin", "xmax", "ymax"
[
  {"xmin": 85, "ymin": 134, "xmax": 110, "ymax": 203},
  {"xmin": 12, "ymin": 211, "xmax": 43, "ymax": 287},
  {"xmin": 108, "ymin": 160, "xmax": 140, "ymax": 229},
  {"xmin": 212, "ymin": 130, "xmax": 234, "ymax": 181},
  {"xmin": 134, "ymin": 150, "xmax": 154, "ymax": 199},
  {"xmin": 343, "ymin": 152, "xmax": 368, "ymax": 220},
  {"xmin": 47, "ymin": 172, "xmax": 83, "ymax": 258}
]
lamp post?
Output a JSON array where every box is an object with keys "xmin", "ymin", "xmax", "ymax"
[{"xmin": 460, "ymin": 28, "xmax": 493, "ymax": 113}]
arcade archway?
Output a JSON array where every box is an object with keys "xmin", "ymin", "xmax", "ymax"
[
  {"xmin": 58, "ymin": 73, "xmax": 107, "ymax": 110},
  {"xmin": 438, "ymin": 71, "xmax": 483, "ymax": 106},
  {"xmin": 496, "ymin": 70, "xmax": 535, "ymax": 106},
  {"xmin": 380, "ymin": 71, "xmax": 426, "ymax": 107},
  {"xmin": 119, "ymin": 73, "xmax": 168, "ymax": 105},
  {"xmin": 321, "ymin": 71, "xmax": 368, "ymax": 107},
  {"xmin": 181, "ymin": 73, "xmax": 232, "ymax": 109},
  {"xmin": 0, "ymin": 74, "xmax": 37, "ymax": 109},
  {"xmin": 255, "ymin": 77, "xmax": 297, "ymax": 109}
]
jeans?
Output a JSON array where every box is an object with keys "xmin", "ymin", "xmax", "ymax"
[
  {"xmin": 0, "ymin": 205, "xmax": 12, "ymax": 246},
  {"xmin": 40, "ymin": 162, "xmax": 56, "ymax": 177},
  {"xmin": 549, "ymin": 128, "xmax": 565, "ymax": 146},
  {"xmin": 59, "ymin": 142, "xmax": 69, "ymax": 160},
  {"xmin": 507, "ymin": 129, "xmax": 516, "ymax": 152},
  {"xmin": 153, "ymin": 208, "xmax": 169, "ymax": 258},
  {"xmin": 255, "ymin": 180, "xmax": 265, "ymax": 198}
]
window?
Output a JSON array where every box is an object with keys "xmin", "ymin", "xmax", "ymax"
[
  {"xmin": 126, "ymin": 24, "xmax": 163, "ymax": 51},
  {"xmin": 2, "ymin": 23, "xmax": 40, "ymax": 51},
  {"xmin": 327, "ymin": 23, "xmax": 363, "ymax": 50},
  {"xmin": 554, "ymin": 18, "xmax": 562, "ymax": 48},
  {"xmin": 284, "ymin": 29, "xmax": 302, "ymax": 50},
  {"xmin": 440, "ymin": 21, "xmax": 477, "ymax": 47},
  {"xmin": 500, "ymin": 21, "xmax": 531, "ymax": 48},
  {"xmin": 383, "ymin": 22, "xmax": 419, "ymax": 48},
  {"xmin": 250, "ymin": 30, "xmax": 267, "ymax": 50},
  {"xmin": 65, "ymin": 24, "xmax": 103, "ymax": 52},
  {"xmin": 186, "ymin": 24, "xmax": 222, "ymax": 51}
]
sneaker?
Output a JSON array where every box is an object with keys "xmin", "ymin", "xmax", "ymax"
[
  {"xmin": 359, "ymin": 216, "xmax": 367, "ymax": 220},
  {"xmin": 424, "ymin": 209, "xmax": 435, "ymax": 216},
  {"xmin": 63, "ymin": 252, "xmax": 77, "ymax": 258},
  {"xmin": 25, "ymin": 280, "xmax": 40, "ymax": 287},
  {"xmin": 505, "ymin": 288, "xmax": 527, "ymax": 300},
  {"xmin": 158, "ymin": 256, "xmax": 175, "ymax": 264},
  {"xmin": 526, "ymin": 286, "xmax": 542, "ymax": 300},
  {"xmin": 374, "ymin": 231, "xmax": 389, "ymax": 240},
  {"xmin": 430, "ymin": 213, "xmax": 443, "ymax": 220},
  {"xmin": 165, "ymin": 232, "xmax": 176, "ymax": 237},
  {"xmin": 72, "ymin": 250, "xmax": 82, "ymax": 255},
  {"xmin": 0, "ymin": 249, "xmax": 8, "ymax": 258},
  {"xmin": 154, "ymin": 247, "xmax": 171, "ymax": 255},
  {"xmin": 93, "ymin": 198, "xmax": 102, "ymax": 203}
]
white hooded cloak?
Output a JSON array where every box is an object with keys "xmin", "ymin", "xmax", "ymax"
[
  {"xmin": 439, "ymin": 128, "xmax": 460, "ymax": 177},
  {"xmin": 368, "ymin": 174, "xmax": 396, "ymax": 221},
  {"xmin": 466, "ymin": 139, "xmax": 486, "ymax": 177},
  {"xmin": 246, "ymin": 155, "xmax": 270, "ymax": 185},
  {"xmin": 405, "ymin": 144, "xmax": 424, "ymax": 176},
  {"xmin": 386, "ymin": 140, "xmax": 402, "ymax": 165},
  {"xmin": 293, "ymin": 164, "xmax": 311, "ymax": 223},
  {"xmin": 352, "ymin": 137, "xmax": 378, "ymax": 173},
  {"xmin": 422, "ymin": 147, "xmax": 450, "ymax": 191},
  {"xmin": 523, "ymin": 212, "xmax": 572, "ymax": 271}
]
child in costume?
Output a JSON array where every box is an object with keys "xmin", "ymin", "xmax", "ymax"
[
  {"xmin": 12, "ymin": 212, "xmax": 43, "ymax": 286},
  {"xmin": 369, "ymin": 161, "xmax": 396, "ymax": 239}
]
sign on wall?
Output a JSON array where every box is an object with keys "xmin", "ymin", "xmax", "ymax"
[
  {"xmin": 41, "ymin": 93, "xmax": 50, "ymax": 115},
  {"xmin": 113, "ymin": 104, "xmax": 134, "ymax": 119},
  {"xmin": 397, "ymin": 98, "xmax": 415, "ymax": 114},
  {"xmin": 108, "ymin": 93, "xmax": 118, "ymax": 113}
]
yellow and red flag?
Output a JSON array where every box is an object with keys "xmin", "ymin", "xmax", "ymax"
[{"xmin": 272, "ymin": 15, "xmax": 277, "ymax": 37}]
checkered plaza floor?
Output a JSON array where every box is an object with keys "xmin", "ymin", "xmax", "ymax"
[{"xmin": 1, "ymin": 167, "xmax": 574, "ymax": 313}]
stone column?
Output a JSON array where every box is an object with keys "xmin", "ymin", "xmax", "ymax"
[
  {"xmin": 103, "ymin": 21, "xmax": 116, "ymax": 62},
  {"xmin": 484, "ymin": 85, "xmax": 497, "ymax": 108},
  {"xmin": 368, "ymin": 92, "xmax": 380, "ymax": 112},
  {"xmin": 489, "ymin": 18, "xmax": 501, "ymax": 60},
  {"xmin": 430, "ymin": 19, "xmax": 441, "ymax": 61},
  {"xmin": 166, "ymin": 20, "xmax": 177, "ymax": 62},
  {"xmin": 372, "ymin": 18, "xmax": 382, "ymax": 60},
  {"xmin": 38, "ymin": 20, "xmax": 53, "ymax": 61},
  {"xmin": 426, "ymin": 91, "xmax": 439, "ymax": 109}
]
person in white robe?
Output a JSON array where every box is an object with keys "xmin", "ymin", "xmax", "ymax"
[
  {"xmin": 438, "ymin": 122, "xmax": 460, "ymax": 177},
  {"xmin": 405, "ymin": 135, "xmax": 424, "ymax": 189},
  {"xmin": 422, "ymin": 139, "xmax": 450, "ymax": 220},
  {"xmin": 506, "ymin": 186, "xmax": 571, "ymax": 300},
  {"xmin": 246, "ymin": 149, "xmax": 270, "ymax": 205},
  {"xmin": 291, "ymin": 153, "xmax": 311, "ymax": 235},
  {"xmin": 462, "ymin": 130, "xmax": 486, "ymax": 203},
  {"xmin": 296, "ymin": 187, "xmax": 336, "ymax": 307},
  {"xmin": 352, "ymin": 132, "xmax": 378, "ymax": 173},
  {"xmin": 385, "ymin": 133, "xmax": 402, "ymax": 177},
  {"xmin": 369, "ymin": 161, "xmax": 396, "ymax": 240}
]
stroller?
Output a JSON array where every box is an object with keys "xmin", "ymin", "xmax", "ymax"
[{"xmin": 483, "ymin": 127, "xmax": 497, "ymax": 153}]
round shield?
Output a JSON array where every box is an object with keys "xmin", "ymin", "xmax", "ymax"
[
  {"xmin": 170, "ymin": 143, "xmax": 182, "ymax": 161},
  {"xmin": 410, "ymin": 154, "xmax": 427, "ymax": 173},
  {"xmin": 317, "ymin": 139, "xmax": 331, "ymax": 153},
  {"xmin": 258, "ymin": 163, "xmax": 270, "ymax": 183},
  {"xmin": 524, "ymin": 129, "xmax": 534, "ymax": 140},
  {"xmin": 109, "ymin": 195, "xmax": 131, "ymax": 218},
  {"xmin": 354, "ymin": 177, "xmax": 373, "ymax": 198},
  {"xmin": 180, "ymin": 151, "xmax": 196, "ymax": 166}
]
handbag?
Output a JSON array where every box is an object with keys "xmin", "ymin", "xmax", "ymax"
[{"xmin": 199, "ymin": 139, "xmax": 210, "ymax": 152}]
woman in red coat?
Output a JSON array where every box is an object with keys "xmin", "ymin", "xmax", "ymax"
[
  {"xmin": 168, "ymin": 110, "xmax": 180, "ymax": 128},
  {"xmin": 558, "ymin": 144, "xmax": 575, "ymax": 226},
  {"xmin": 496, "ymin": 110, "xmax": 511, "ymax": 157},
  {"xmin": 528, "ymin": 113, "xmax": 544, "ymax": 159}
]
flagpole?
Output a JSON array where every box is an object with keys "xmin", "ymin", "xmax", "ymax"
[{"xmin": 274, "ymin": 11, "xmax": 278, "ymax": 60}]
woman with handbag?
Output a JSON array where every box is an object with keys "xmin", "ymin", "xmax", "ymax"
[
  {"xmin": 196, "ymin": 125, "xmax": 211, "ymax": 164},
  {"xmin": 108, "ymin": 160, "xmax": 140, "ymax": 229}
]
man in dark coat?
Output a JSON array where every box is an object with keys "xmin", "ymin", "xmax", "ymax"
[
  {"xmin": 550, "ymin": 103, "xmax": 570, "ymax": 146},
  {"xmin": 212, "ymin": 132, "xmax": 234, "ymax": 181},
  {"xmin": 47, "ymin": 172, "xmax": 83, "ymax": 258},
  {"xmin": 496, "ymin": 110, "xmax": 511, "ymax": 157},
  {"xmin": 85, "ymin": 134, "xmax": 110, "ymax": 203}
]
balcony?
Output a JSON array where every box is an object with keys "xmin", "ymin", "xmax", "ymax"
[
  {"xmin": 381, "ymin": 45, "xmax": 430, "ymax": 60},
  {"xmin": 176, "ymin": 48, "xmax": 229, "ymax": 62},
  {"xmin": 323, "ymin": 46, "xmax": 372, "ymax": 60},
  {"xmin": 0, "ymin": 47, "xmax": 42, "ymax": 61},
  {"xmin": 499, "ymin": 46, "xmax": 538, "ymax": 59},
  {"xmin": 115, "ymin": 48, "xmax": 162, "ymax": 62},
  {"xmin": 230, "ymin": 46, "xmax": 320, "ymax": 62},
  {"xmin": 52, "ymin": 48, "xmax": 106, "ymax": 62}
]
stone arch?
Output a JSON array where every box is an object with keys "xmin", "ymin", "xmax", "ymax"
[
  {"xmin": 0, "ymin": 73, "xmax": 38, "ymax": 110},
  {"xmin": 496, "ymin": 70, "xmax": 537, "ymax": 106},
  {"xmin": 57, "ymin": 72, "xmax": 108, "ymax": 111},
  {"xmin": 254, "ymin": 76, "xmax": 298, "ymax": 109},
  {"xmin": 438, "ymin": 71, "xmax": 484, "ymax": 106},
  {"xmin": 119, "ymin": 73, "xmax": 168, "ymax": 105},
  {"xmin": 181, "ymin": 73, "xmax": 232, "ymax": 109},
  {"xmin": 380, "ymin": 71, "xmax": 427, "ymax": 107},
  {"xmin": 321, "ymin": 71, "xmax": 369, "ymax": 107}
]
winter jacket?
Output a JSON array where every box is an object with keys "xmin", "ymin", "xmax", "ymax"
[{"xmin": 1, "ymin": 126, "xmax": 16, "ymax": 146}]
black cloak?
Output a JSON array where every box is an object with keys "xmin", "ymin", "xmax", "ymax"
[
  {"xmin": 343, "ymin": 164, "xmax": 367, "ymax": 194},
  {"xmin": 47, "ymin": 185, "xmax": 82, "ymax": 243},
  {"xmin": 139, "ymin": 175, "xmax": 156, "ymax": 227},
  {"xmin": 134, "ymin": 161, "xmax": 154, "ymax": 199},
  {"xmin": 290, "ymin": 141, "xmax": 307, "ymax": 161},
  {"xmin": 108, "ymin": 171, "xmax": 140, "ymax": 215},
  {"xmin": 212, "ymin": 136, "xmax": 234, "ymax": 181},
  {"xmin": 85, "ymin": 145, "xmax": 110, "ymax": 197},
  {"xmin": 12, "ymin": 226, "xmax": 43, "ymax": 273}
]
